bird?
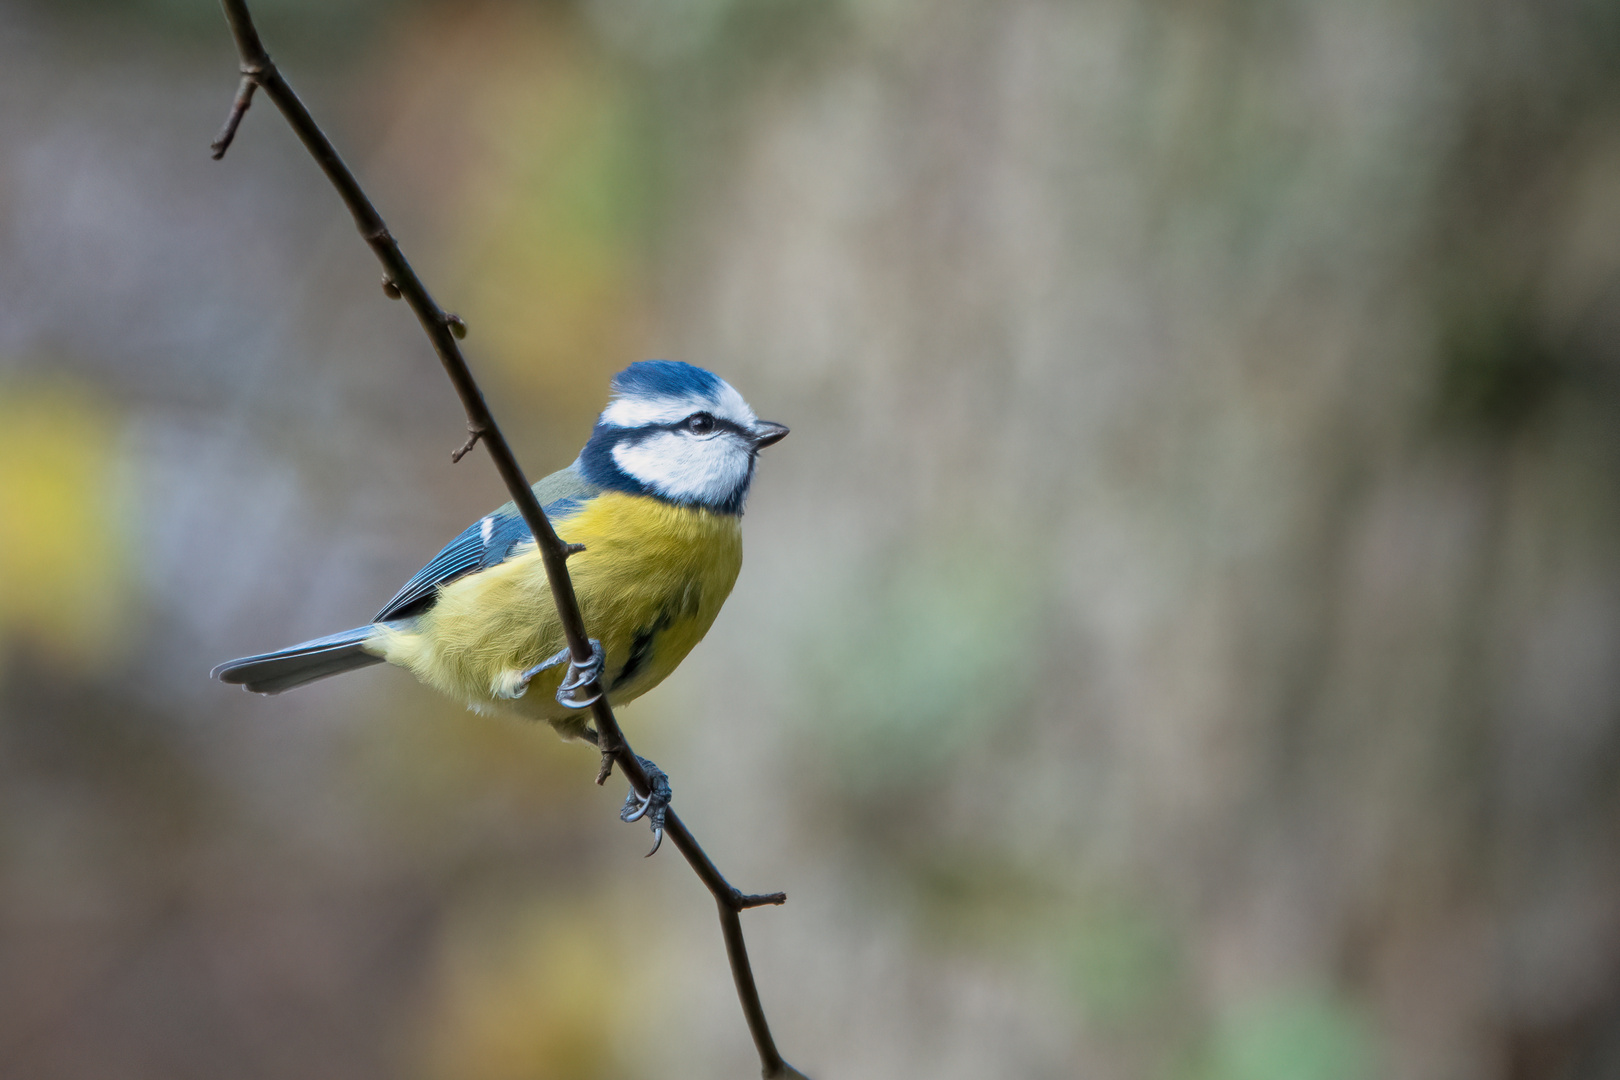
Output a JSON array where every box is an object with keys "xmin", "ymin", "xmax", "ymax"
[{"xmin": 213, "ymin": 360, "xmax": 787, "ymax": 847}]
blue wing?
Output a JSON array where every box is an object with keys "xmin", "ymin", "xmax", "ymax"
[{"xmin": 375, "ymin": 469, "xmax": 596, "ymax": 622}]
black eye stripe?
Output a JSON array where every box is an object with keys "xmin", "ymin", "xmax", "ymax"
[{"xmin": 663, "ymin": 413, "xmax": 749, "ymax": 438}]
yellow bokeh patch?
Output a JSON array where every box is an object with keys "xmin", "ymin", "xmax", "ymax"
[
  {"xmin": 416, "ymin": 895, "xmax": 639, "ymax": 1080},
  {"xmin": 0, "ymin": 380, "xmax": 128, "ymax": 661}
]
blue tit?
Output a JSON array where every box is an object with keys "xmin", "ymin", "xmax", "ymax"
[{"xmin": 213, "ymin": 360, "xmax": 788, "ymax": 746}]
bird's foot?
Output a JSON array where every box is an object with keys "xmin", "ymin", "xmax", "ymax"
[
  {"xmin": 555, "ymin": 639, "xmax": 606, "ymax": 709},
  {"xmin": 621, "ymin": 755, "xmax": 672, "ymax": 857},
  {"xmin": 500, "ymin": 639, "xmax": 606, "ymax": 708}
]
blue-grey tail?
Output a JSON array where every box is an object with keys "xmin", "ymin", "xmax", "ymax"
[{"xmin": 212, "ymin": 626, "xmax": 384, "ymax": 695}]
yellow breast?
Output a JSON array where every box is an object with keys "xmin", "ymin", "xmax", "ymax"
[{"xmin": 369, "ymin": 492, "xmax": 743, "ymax": 734}]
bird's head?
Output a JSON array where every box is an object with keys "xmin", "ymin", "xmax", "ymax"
[{"xmin": 576, "ymin": 361, "xmax": 789, "ymax": 515}]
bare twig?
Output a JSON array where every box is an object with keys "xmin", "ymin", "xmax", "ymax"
[
  {"xmin": 210, "ymin": 4, "xmax": 808, "ymax": 1076},
  {"xmin": 210, "ymin": 64, "xmax": 263, "ymax": 159},
  {"xmin": 449, "ymin": 425, "xmax": 484, "ymax": 464}
]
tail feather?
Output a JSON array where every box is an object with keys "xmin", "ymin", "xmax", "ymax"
[{"xmin": 213, "ymin": 626, "xmax": 384, "ymax": 694}]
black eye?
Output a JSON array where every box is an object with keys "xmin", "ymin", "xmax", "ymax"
[{"xmin": 686, "ymin": 412, "xmax": 716, "ymax": 435}]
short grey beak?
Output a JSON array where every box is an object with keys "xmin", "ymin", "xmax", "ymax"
[{"xmin": 753, "ymin": 420, "xmax": 790, "ymax": 449}]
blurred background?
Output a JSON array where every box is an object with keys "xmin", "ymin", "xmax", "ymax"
[{"xmin": 1, "ymin": 0, "xmax": 1618, "ymax": 1077}]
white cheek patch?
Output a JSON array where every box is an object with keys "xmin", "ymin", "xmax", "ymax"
[{"xmin": 612, "ymin": 430, "xmax": 754, "ymax": 506}]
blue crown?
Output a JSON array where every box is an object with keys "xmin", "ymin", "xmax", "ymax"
[{"xmin": 611, "ymin": 360, "xmax": 723, "ymax": 403}]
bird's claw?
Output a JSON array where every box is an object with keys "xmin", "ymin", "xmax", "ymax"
[
  {"xmin": 620, "ymin": 755, "xmax": 671, "ymax": 856},
  {"xmin": 510, "ymin": 639, "xmax": 605, "ymax": 708},
  {"xmin": 555, "ymin": 638, "xmax": 606, "ymax": 709}
]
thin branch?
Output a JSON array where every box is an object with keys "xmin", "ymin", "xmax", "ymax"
[
  {"xmin": 210, "ymin": 4, "xmax": 808, "ymax": 1077},
  {"xmin": 210, "ymin": 66, "xmax": 261, "ymax": 158}
]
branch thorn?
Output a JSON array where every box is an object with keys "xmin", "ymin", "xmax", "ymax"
[
  {"xmin": 381, "ymin": 276, "xmax": 402, "ymax": 299},
  {"xmin": 450, "ymin": 425, "xmax": 483, "ymax": 463},
  {"xmin": 562, "ymin": 542, "xmax": 586, "ymax": 558},
  {"xmin": 210, "ymin": 67, "xmax": 264, "ymax": 160},
  {"xmin": 445, "ymin": 313, "xmax": 467, "ymax": 339}
]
